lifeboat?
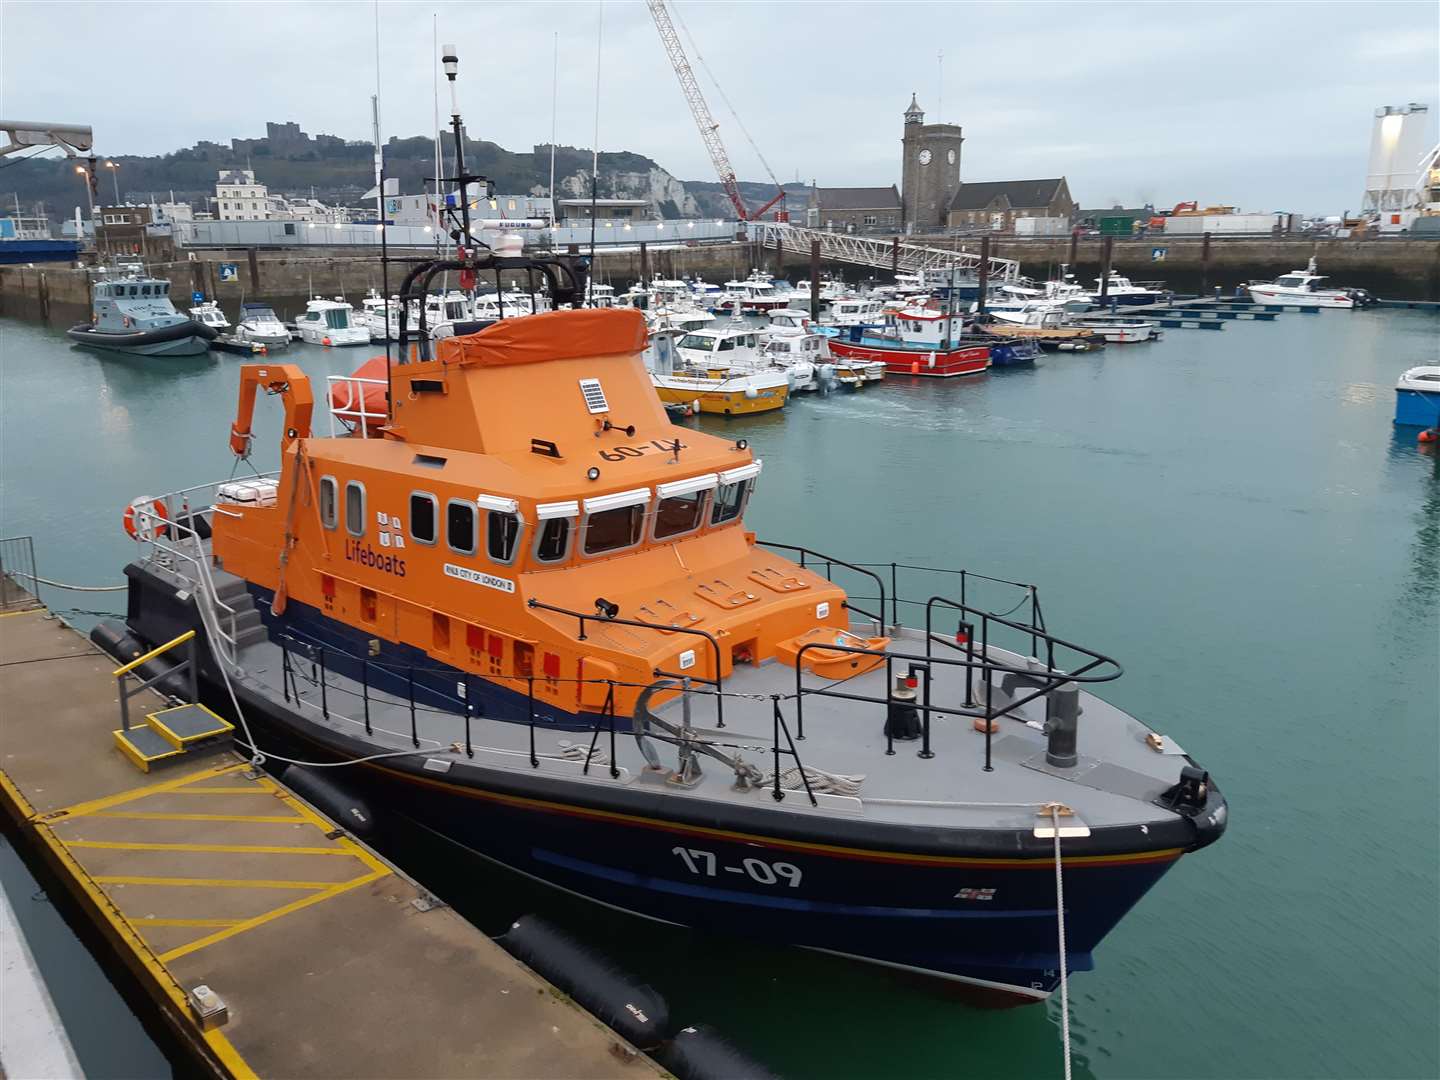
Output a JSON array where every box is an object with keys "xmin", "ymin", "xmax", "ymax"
[{"xmin": 104, "ymin": 249, "xmax": 1226, "ymax": 1006}]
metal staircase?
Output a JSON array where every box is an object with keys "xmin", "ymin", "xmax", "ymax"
[
  {"xmin": 111, "ymin": 629, "xmax": 234, "ymax": 772},
  {"xmin": 747, "ymin": 222, "xmax": 1021, "ymax": 283}
]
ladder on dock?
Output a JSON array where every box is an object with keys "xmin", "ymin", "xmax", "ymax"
[{"xmin": 748, "ymin": 222, "xmax": 1021, "ymax": 283}]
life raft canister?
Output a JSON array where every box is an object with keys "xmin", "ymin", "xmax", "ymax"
[{"xmin": 123, "ymin": 496, "xmax": 170, "ymax": 540}]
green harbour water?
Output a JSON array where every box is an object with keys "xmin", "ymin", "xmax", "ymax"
[{"xmin": 1, "ymin": 306, "xmax": 1437, "ymax": 1079}]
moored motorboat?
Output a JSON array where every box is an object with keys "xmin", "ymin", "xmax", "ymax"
[
  {"xmin": 1394, "ymin": 365, "xmax": 1440, "ymax": 426},
  {"xmin": 1246, "ymin": 259, "xmax": 1374, "ymax": 308},
  {"xmin": 66, "ymin": 266, "xmax": 217, "ymax": 356},
  {"xmin": 188, "ymin": 300, "xmax": 231, "ymax": 333},
  {"xmin": 293, "ymin": 297, "xmax": 370, "ymax": 346},
  {"xmin": 235, "ymin": 303, "xmax": 291, "ymax": 348},
  {"xmin": 1065, "ymin": 318, "xmax": 1160, "ymax": 343},
  {"xmin": 654, "ymin": 324, "xmax": 790, "ymax": 415},
  {"xmin": 1084, "ymin": 272, "xmax": 1171, "ymax": 307},
  {"xmin": 823, "ymin": 307, "xmax": 990, "ymax": 377}
]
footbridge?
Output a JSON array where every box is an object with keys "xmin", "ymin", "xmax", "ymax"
[{"xmin": 748, "ymin": 222, "xmax": 1021, "ymax": 284}]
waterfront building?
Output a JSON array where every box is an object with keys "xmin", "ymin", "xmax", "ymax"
[
  {"xmin": 949, "ymin": 179, "xmax": 1077, "ymax": 232},
  {"xmin": 900, "ymin": 94, "xmax": 963, "ymax": 231},
  {"xmin": 556, "ymin": 197, "xmax": 652, "ymax": 221},
  {"xmin": 214, "ymin": 168, "xmax": 269, "ymax": 221},
  {"xmin": 806, "ymin": 186, "xmax": 902, "ymax": 231}
]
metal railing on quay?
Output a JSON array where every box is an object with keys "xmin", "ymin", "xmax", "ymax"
[{"xmin": 0, "ymin": 535, "xmax": 41, "ymax": 610}]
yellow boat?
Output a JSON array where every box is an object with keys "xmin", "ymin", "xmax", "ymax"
[{"xmin": 646, "ymin": 327, "xmax": 790, "ymax": 415}]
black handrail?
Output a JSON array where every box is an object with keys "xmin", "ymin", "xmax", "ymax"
[
  {"xmin": 527, "ymin": 597, "xmax": 727, "ymax": 728},
  {"xmin": 756, "ymin": 542, "xmax": 887, "ymax": 631}
]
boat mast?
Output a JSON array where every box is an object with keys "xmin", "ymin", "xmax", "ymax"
[
  {"xmin": 549, "ymin": 32, "xmax": 559, "ymax": 231},
  {"xmin": 588, "ymin": 2, "xmax": 604, "ymax": 304}
]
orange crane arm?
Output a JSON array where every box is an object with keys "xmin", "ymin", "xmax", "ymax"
[{"xmin": 229, "ymin": 363, "xmax": 315, "ymax": 458}]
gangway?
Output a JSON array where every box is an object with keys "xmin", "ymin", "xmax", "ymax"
[{"xmin": 749, "ymin": 221, "xmax": 1021, "ymax": 284}]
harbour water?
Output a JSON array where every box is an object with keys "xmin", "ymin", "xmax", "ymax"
[{"xmin": 1, "ymin": 308, "xmax": 1436, "ymax": 1079}]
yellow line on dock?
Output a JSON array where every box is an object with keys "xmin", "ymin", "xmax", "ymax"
[
  {"xmin": 132, "ymin": 917, "xmax": 243, "ymax": 928},
  {"xmin": 65, "ymin": 840, "xmax": 357, "ymax": 855},
  {"xmin": 94, "ymin": 876, "xmax": 338, "ymax": 890},
  {"xmin": 0, "ymin": 607, "xmax": 44, "ymax": 618},
  {"xmin": 166, "ymin": 786, "xmax": 274, "ymax": 795},
  {"xmin": 47, "ymin": 762, "xmax": 249, "ymax": 820},
  {"xmin": 89, "ymin": 811, "xmax": 309, "ymax": 824},
  {"xmin": 158, "ymin": 867, "xmax": 390, "ymax": 964}
]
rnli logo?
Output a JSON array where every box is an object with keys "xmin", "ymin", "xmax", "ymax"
[
  {"xmin": 345, "ymin": 539, "xmax": 407, "ymax": 577},
  {"xmin": 955, "ymin": 888, "xmax": 996, "ymax": 901},
  {"xmin": 443, "ymin": 563, "xmax": 515, "ymax": 593}
]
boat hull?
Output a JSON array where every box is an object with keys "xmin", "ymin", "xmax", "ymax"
[
  {"xmin": 653, "ymin": 378, "xmax": 789, "ymax": 415},
  {"xmin": 1247, "ymin": 286, "xmax": 1353, "ymax": 308},
  {"xmin": 827, "ymin": 338, "xmax": 990, "ymax": 377},
  {"xmin": 1395, "ymin": 389, "xmax": 1440, "ymax": 427},
  {"xmin": 65, "ymin": 321, "xmax": 216, "ymax": 356},
  {"xmin": 297, "ymin": 327, "xmax": 371, "ymax": 347}
]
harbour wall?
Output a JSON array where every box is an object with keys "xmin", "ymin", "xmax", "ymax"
[{"xmin": 2, "ymin": 236, "xmax": 1437, "ymax": 326}]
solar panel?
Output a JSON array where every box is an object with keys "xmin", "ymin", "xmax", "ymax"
[{"xmin": 578, "ymin": 378, "xmax": 609, "ymax": 414}]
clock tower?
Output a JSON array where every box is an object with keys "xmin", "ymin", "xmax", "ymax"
[{"xmin": 900, "ymin": 93, "xmax": 963, "ymax": 231}]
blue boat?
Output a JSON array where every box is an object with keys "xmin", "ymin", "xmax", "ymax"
[
  {"xmin": 1395, "ymin": 366, "xmax": 1440, "ymax": 426},
  {"xmin": 66, "ymin": 265, "xmax": 216, "ymax": 356}
]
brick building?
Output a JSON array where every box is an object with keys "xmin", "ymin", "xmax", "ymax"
[
  {"xmin": 946, "ymin": 178, "xmax": 1076, "ymax": 231},
  {"xmin": 807, "ymin": 186, "xmax": 902, "ymax": 231}
]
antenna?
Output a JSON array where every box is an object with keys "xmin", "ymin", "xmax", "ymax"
[
  {"xmin": 588, "ymin": 1, "xmax": 604, "ymax": 302},
  {"xmin": 937, "ymin": 50, "xmax": 943, "ymax": 121},
  {"xmin": 550, "ymin": 32, "xmax": 559, "ymax": 228}
]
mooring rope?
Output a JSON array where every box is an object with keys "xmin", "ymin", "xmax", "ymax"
[
  {"xmin": 1051, "ymin": 804, "xmax": 1073, "ymax": 1080},
  {"xmin": 6, "ymin": 571, "xmax": 126, "ymax": 592}
]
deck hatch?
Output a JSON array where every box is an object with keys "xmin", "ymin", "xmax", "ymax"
[{"xmin": 578, "ymin": 378, "xmax": 609, "ymax": 414}]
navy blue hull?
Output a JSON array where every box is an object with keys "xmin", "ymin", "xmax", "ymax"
[{"xmin": 118, "ymin": 571, "xmax": 1214, "ymax": 1004}]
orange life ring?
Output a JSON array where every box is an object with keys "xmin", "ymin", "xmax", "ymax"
[{"xmin": 123, "ymin": 497, "xmax": 170, "ymax": 540}]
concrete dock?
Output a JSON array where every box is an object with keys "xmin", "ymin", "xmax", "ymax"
[{"xmin": 0, "ymin": 603, "xmax": 664, "ymax": 1079}]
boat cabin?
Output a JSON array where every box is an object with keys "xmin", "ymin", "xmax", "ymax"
[
  {"xmin": 90, "ymin": 272, "xmax": 188, "ymax": 332},
  {"xmin": 674, "ymin": 326, "xmax": 762, "ymax": 369}
]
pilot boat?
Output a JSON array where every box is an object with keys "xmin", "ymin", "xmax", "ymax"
[
  {"xmin": 235, "ymin": 303, "xmax": 292, "ymax": 348},
  {"xmin": 99, "ymin": 249, "xmax": 1224, "ymax": 1009},
  {"xmin": 293, "ymin": 297, "xmax": 370, "ymax": 346},
  {"xmin": 66, "ymin": 267, "xmax": 217, "ymax": 356},
  {"xmin": 1246, "ymin": 259, "xmax": 1374, "ymax": 308}
]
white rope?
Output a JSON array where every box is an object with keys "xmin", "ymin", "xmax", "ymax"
[
  {"xmin": 557, "ymin": 739, "xmax": 609, "ymax": 767},
  {"xmin": 762, "ymin": 765, "xmax": 864, "ymax": 797},
  {"xmin": 1052, "ymin": 805, "xmax": 1072, "ymax": 1080},
  {"xmin": 6, "ymin": 571, "xmax": 126, "ymax": 593}
]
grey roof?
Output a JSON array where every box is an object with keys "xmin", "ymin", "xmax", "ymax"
[
  {"xmin": 950, "ymin": 178, "xmax": 1066, "ymax": 212},
  {"xmin": 816, "ymin": 185, "xmax": 901, "ymax": 211}
]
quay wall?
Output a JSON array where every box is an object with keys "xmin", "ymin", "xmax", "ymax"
[{"xmin": 3, "ymin": 237, "xmax": 1437, "ymax": 326}]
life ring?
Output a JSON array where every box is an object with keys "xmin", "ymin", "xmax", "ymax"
[
  {"xmin": 122, "ymin": 316, "xmax": 132, "ymax": 328},
  {"xmin": 123, "ymin": 497, "xmax": 170, "ymax": 541}
]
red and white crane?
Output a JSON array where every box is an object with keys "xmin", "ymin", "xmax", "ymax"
[{"xmin": 645, "ymin": 0, "xmax": 785, "ymax": 221}]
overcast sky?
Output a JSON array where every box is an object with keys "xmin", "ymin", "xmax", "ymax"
[{"xmin": 4, "ymin": 1, "xmax": 1436, "ymax": 214}]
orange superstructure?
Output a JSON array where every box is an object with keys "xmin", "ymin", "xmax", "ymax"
[{"xmin": 212, "ymin": 308, "xmax": 848, "ymax": 721}]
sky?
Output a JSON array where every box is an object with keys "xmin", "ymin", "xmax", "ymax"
[{"xmin": 3, "ymin": 0, "xmax": 1437, "ymax": 215}]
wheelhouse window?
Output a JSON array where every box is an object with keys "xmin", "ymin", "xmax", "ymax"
[
  {"xmin": 324, "ymin": 309, "xmax": 349, "ymax": 329},
  {"xmin": 487, "ymin": 512, "xmax": 521, "ymax": 564},
  {"xmin": 446, "ymin": 500, "xmax": 476, "ymax": 554},
  {"xmin": 653, "ymin": 492, "xmax": 707, "ymax": 540},
  {"xmin": 678, "ymin": 334, "xmax": 715, "ymax": 351},
  {"xmin": 409, "ymin": 492, "xmax": 437, "ymax": 544},
  {"xmin": 711, "ymin": 480, "xmax": 749, "ymax": 525},
  {"xmin": 344, "ymin": 481, "xmax": 365, "ymax": 536},
  {"xmin": 319, "ymin": 476, "xmax": 338, "ymax": 529},
  {"xmin": 535, "ymin": 518, "xmax": 570, "ymax": 562},
  {"xmin": 583, "ymin": 506, "xmax": 645, "ymax": 555}
]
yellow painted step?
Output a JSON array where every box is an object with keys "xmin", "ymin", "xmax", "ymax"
[
  {"xmin": 113, "ymin": 727, "xmax": 185, "ymax": 773},
  {"xmin": 145, "ymin": 703, "xmax": 233, "ymax": 751}
]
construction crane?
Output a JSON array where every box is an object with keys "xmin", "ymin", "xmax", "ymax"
[{"xmin": 645, "ymin": 0, "xmax": 784, "ymax": 221}]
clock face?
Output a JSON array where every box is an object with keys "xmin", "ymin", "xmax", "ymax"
[
  {"xmin": 918, "ymin": 149, "xmax": 932, "ymax": 166},
  {"xmin": 947, "ymin": 149, "xmax": 956, "ymax": 165}
]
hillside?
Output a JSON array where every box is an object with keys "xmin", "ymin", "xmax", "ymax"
[{"xmin": 0, "ymin": 120, "xmax": 796, "ymax": 221}]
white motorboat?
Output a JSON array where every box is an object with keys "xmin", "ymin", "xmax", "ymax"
[
  {"xmin": 188, "ymin": 300, "xmax": 230, "ymax": 332},
  {"xmin": 674, "ymin": 324, "xmax": 765, "ymax": 370},
  {"xmin": 1085, "ymin": 272, "xmax": 1171, "ymax": 307},
  {"xmin": 646, "ymin": 326, "xmax": 790, "ymax": 415},
  {"xmin": 586, "ymin": 283, "xmax": 618, "ymax": 309},
  {"xmin": 827, "ymin": 297, "xmax": 887, "ymax": 327},
  {"xmin": 1395, "ymin": 365, "xmax": 1440, "ymax": 426},
  {"xmin": 1246, "ymin": 259, "xmax": 1372, "ymax": 308},
  {"xmin": 1065, "ymin": 317, "xmax": 1160, "ymax": 343},
  {"xmin": 234, "ymin": 303, "xmax": 290, "ymax": 347},
  {"xmin": 293, "ymin": 297, "xmax": 370, "ymax": 346},
  {"xmin": 357, "ymin": 289, "xmax": 404, "ymax": 342}
]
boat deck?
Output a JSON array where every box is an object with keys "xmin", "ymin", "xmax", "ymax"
[{"xmin": 0, "ymin": 602, "xmax": 663, "ymax": 1078}]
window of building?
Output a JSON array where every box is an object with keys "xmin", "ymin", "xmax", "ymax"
[
  {"xmin": 864, "ymin": 215, "xmax": 878, "ymax": 226},
  {"xmin": 344, "ymin": 481, "xmax": 365, "ymax": 536},
  {"xmin": 535, "ymin": 518, "xmax": 570, "ymax": 563},
  {"xmin": 487, "ymin": 511, "xmax": 521, "ymax": 564},
  {"xmin": 653, "ymin": 492, "xmax": 707, "ymax": 540},
  {"xmin": 409, "ymin": 492, "xmax": 437, "ymax": 544},
  {"xmin": 583, "ymin": 506, "xmax": 644, "ymax": 555},
  {"xmin": 711, "ymin": 479, "xmax": 750, "ymax": 525},
  {"xmin": 319, "ymin": 476, "xmax": 337, "ymax": 529},
  {"xmin": 284, "ymin": 223, "xmax": 296, "ymax": 236},
  {"xmin": 446, "ymin": 499, "xmax": 476, "ymax": 554}
]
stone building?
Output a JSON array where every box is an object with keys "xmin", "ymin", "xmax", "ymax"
[
  {"xmin": 946, "ymin": 178, "xmax": 1076, "ymax": 231},
  {"xmin": 807, "ymin": 186, "xmax": 902, "ymax": 231},
  {"xmin": 900, "ymin": 95, "xmax": 963, "ymax": 231},
  {"xmin": 214, "ymin": 169, "xmax": 269, "ymax": 221}
]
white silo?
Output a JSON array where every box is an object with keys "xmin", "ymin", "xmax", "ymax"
[{"xmin": 1362, "ymin": 103, "xmax": 1431, "ymax": 213}]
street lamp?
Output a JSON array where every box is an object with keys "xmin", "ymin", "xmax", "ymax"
[
  {"xmin": 74, "ymin": 164, "xmax": 94, "ymax": 217},
  {"xmin": 104, "ymin": 160, "xmax": 121, "ymax": 205}
]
